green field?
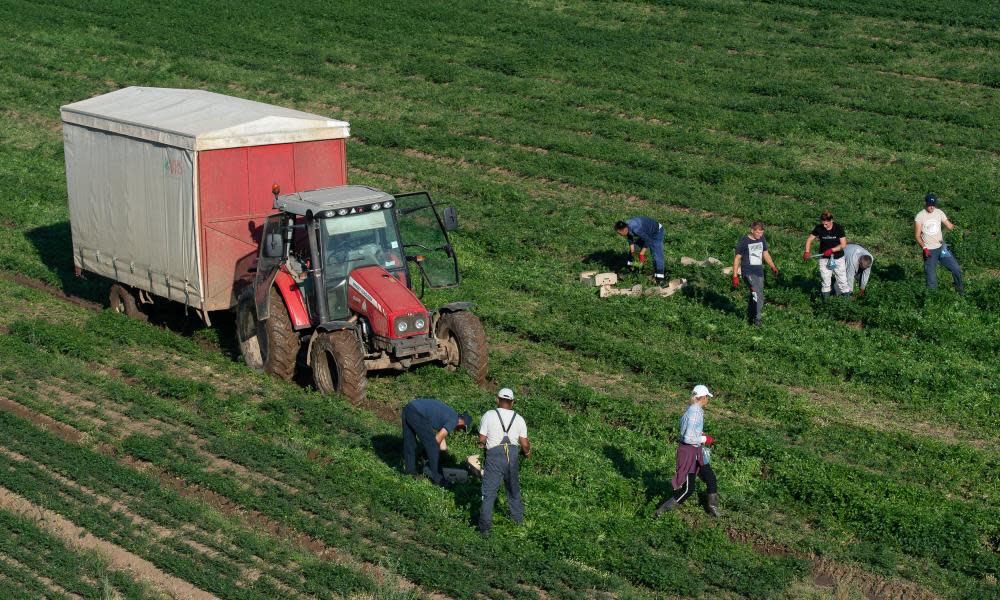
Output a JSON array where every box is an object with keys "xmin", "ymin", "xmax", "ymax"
[{"xmin": 1, "ymin": 0, "xmax": 999, "ymax": 598}]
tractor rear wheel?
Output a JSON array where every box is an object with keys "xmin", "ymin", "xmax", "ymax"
[
  {"xmin": 437, "ymin": 311, "xmax": 488, "ymax": 385},
  {"xmin": 310, "ymin": 330, "xmax": 367, "ymax": 402},
  {"xmin": 236, "ymin": 287, "xmax": 299, "ymax": 380},
  {"xmin": 108, "ymin": 283, "xmax": 147, "ymax": 321}
]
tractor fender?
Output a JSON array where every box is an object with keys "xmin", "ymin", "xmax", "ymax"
[
  {"xmin": 305, "ymin": 321, "xmax": 358, "ymax": 366},
  {"xmin": 437, "ymin": 301, "xmax": 474, "ymax": 314},
  {"xmin": 266, "ymin": 269, "xmax": 311, "ymax": 330}
]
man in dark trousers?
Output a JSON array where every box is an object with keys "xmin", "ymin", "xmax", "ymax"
[
  {"xmin": 615, "ymin": 216, "xmax": 667, "ymax": 286},
  {"xmin": 401, "ymin": 397, "xmax": 472, "ymax": 487},
  {"xmin": 732, "ymin": 220, "xmax": 779, "ymax": 327},
  {"xmin": 477, "ymin": 388, "xmax": 530, "ymax": 536}
]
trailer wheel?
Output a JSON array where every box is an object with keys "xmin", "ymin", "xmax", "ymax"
[
  {"xmin": 436, "ymin": 311, "xmax": 488, "ymax": 385},
  {"xmin": 108, "ymin": 284, "xmax": 147, "ymax": 322},
  {"xmin": 310, "ymin": 330, "xmax": 367, "ymax": 402},
  {"xmin": 236, "ymin": 288, "xmax": 299, "ymax": 380}
]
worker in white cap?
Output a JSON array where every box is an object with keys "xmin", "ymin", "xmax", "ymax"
[
  {"xmin": 654, "ymin": 384, "xmax": 719, "ymax": 517},
  {"xmin": 477, "ymin": 387, "xmax": 530, "ymax": 536}
]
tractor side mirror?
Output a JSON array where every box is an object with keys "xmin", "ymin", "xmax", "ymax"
[
  {"xmin": 264, "ymin": 233, "xmax": 283, "ymax": 258},
  {"xmin": 442, "ymin": 206, "xmax": 458, "ymax": 231}
]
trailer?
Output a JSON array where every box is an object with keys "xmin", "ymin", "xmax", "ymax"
[
  {"xmin": 61, "ymin": 86, "xmax": 350, "ymax": 324},
  {"xmin": 61, "ymin": 87, "xmax": 487, "ymax": 399}
]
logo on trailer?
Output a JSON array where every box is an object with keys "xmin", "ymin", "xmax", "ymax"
[{"xmin": 348, "ymin": 277, "xmax": 384, "ymax": 315}]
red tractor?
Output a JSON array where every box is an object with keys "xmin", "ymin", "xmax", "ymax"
[{"xmin": 236, "ymin": 185, "xmax": 487, "ymax": 401}]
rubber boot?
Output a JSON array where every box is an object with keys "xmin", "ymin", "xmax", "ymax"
[
  {"xmin": 653, "ymin": 497, "xmax": 678, "ymax": 518},
  {"xmin": 705, "ymin": 493, "xmax": 719, "ymax": 517},
  {"xmin": 821, "ymin": 291, "xmax": 830, "ymax": 300}
]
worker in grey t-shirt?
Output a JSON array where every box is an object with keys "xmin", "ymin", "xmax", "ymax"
[
  {"xmin": 843, "ymin": 243, "xmax": 874, "ymax": 297},
  {"xmin": 732, "ymin": 220, "xmax": 779, "ymax": 327}
]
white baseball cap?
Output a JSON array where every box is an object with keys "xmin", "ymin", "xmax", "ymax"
[
  {"xmin": 497, "ymin": 388, "xmax": 515, "ymax": 401},
  {"xmin": 691, "ymin": 384, "xmax": 713, "ymax": 398}
]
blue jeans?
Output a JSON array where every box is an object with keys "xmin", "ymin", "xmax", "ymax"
[
  {"xmin": 636, "ymin": 226, "xmax": 666, "ymax": 276},
  {"xmin": 924, "ymin": 246, "xmax": 963, "ymax": 292}
]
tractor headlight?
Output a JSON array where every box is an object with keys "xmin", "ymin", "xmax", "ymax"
[
  {"xmin": 337, "ymin": 208, "xmax": 348, "ymax": 216},
  {"xmin": 383, "ymin": 200, "xmax": 393, "ymax": 208},
  {"xmin": 414, "ymin": 316, "xmax": 426, "ymax": 330},
  {"xmin": 371, "ymin": 202, "xmax": 381, "ymax": 210},
  {"xmin": 396, "ymin": 320, "xmax": 408, "ymax": 333}
]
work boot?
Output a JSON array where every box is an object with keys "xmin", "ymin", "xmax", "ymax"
[
  {"xmin": 821, "ymin": 291, "xmax": 830, "ymax": 300},
  {"xmin": 705, "ymin": 493, "xmax": 719, "ymax": 517},
  {"xmin": 655, "ymin": 274, "xmax": 667, "ymax": 287},
  {"xmin": 653, "ymin": 497, "xmax": 679, "ymax": 518}
]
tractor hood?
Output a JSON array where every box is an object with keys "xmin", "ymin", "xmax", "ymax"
[{"xmin": 347, "ymin": 265, "xmax": 430, "ymax": 339}]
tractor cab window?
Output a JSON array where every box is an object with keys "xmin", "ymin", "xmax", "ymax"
[
  {"xmin": 319, "ymin": 209, "xmax": 405, "ymax": 319},
  {"xmin": 394, "ymin": 192, "xmax": 460, "ymax": 289}
]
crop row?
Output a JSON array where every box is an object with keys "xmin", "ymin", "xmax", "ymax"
[{"xmin": 3, "ymin": 287, "xmax": 997, "ymax": 596}]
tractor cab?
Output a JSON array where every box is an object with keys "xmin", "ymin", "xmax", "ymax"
[
  {"xmin": 255, "ymin": 185, "xmax": 458, "ymax": 324},
  {"xmin": 240, "ymin": 184, "xmax": 486, "ymax": 401}
]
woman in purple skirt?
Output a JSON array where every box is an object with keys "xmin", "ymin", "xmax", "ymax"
[{"xmin": 654, "ymin": 384, "xmax": 719, "ymax": 517}]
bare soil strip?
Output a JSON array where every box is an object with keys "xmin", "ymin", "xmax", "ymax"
[
  {"xmin": 0, "ymin": 485, "xmax": 218, "ymax": 600},
  {"xmin": 0, "ymin": 553, "xmax": 84, "ymax": 600},
  {"xmin": 0, "ymin": 390, "xmax": 447, "ymax": 600}
]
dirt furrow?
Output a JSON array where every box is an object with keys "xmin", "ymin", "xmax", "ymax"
[
  {"xmin": 0, "ymin": 553, "xmax": 85, "ymax": 600},
  {"xmin": 0, "ymin": 485, "xmax": 219, "ymax": 600}
]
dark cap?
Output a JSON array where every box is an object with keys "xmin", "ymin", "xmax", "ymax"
[
  {"xmin": 924, "ymin": 193, "xmax": 938, "ymax": 206},
  {"xmin": 458, "ymin": 411, "xmax": 474, "ymax": 432}
]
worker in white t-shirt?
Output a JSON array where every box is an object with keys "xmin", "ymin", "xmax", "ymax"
[
  {"xmin": 915, "ymin": 193, "xmax": 964, "ymax": 294},
  {"xmin": 477, "ymin": 388, "xmax": 530, "ymax": 536}
]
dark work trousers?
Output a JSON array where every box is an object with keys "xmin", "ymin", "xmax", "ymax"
[
  {"xmin": 673, "ymin": 463, "xmax": 717, "ymax": 504},
  {"xmin": 478, "ymin": 445, "xmax": 524, "ymax": 534},
  {"xmin": 743, "ymin": 273, "xmax": 764, "ymax": 326},
  {"xmin": 924, "ymin": 247, "xmax": 964, "ymax": 292},
  {"xmin": 401, "ymin": 404, "xmax": 444, "ymax": 484}
]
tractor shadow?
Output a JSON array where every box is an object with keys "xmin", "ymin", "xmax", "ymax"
[
  {"xmin": 26, "ymin": 222, "xmax": 243, "ymax": 358},
  {"xmin": 603, "ymin": 445, "xmax": 672, "ymax": 507},
  {"xmin": 681, "ymin": 284, "xmax": 740, "ymax": 318}
]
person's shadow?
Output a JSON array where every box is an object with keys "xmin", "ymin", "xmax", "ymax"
[
  {"xmin": 370, "ymin": 432, "xmax": 479, "ymax": 522},
  {"xmin": 603, "ymin": 445, "xmax": 672, "ymax": 507},
  {"xmin": 582, "ymin": 250, "xmax": 628, "ymax": 273}
]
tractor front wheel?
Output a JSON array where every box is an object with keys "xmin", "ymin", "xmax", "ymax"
[
  {"xmin": 236, "ymin": 287, "xmax": 299, "ymax": 380},
  {"xmin": 436, "ymin": 311, "xmax": 488, "ymax": 385},
  {"xmin": 108, "ymin": 283, "xmax": 147, "ymax": 321},
  {"xmin": 310, "ymin": 330, "xmax": 367, "ymax": 402}
]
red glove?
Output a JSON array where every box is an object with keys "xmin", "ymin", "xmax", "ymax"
[
  {"xmin": 770, "ymin": 265, "xmax": 779, "ymax": 276},
  {"xmin": 822, "ymin": 248, "xmax": 834, "ymax": 258},
  {"xmin": 923, "ymin": 247, "xmax": 930, "ymax": 259},
  {"xmin": 731, "ymin": 275, "xmax": 740, "ymax": 288},
  {"xmin": 703, "ymin": 435, "xmax": 715, "ymax": 445},
  {"xmin": 638, "ymin": 253, "xmax": 646, "ymax": 264},
  {"xmin": 802, "ymin": 251, "xmax": 811, "ymax": 261},
  {"xmin": 857, "ymin": 288, "xmax": 865, "ymax": 297}
]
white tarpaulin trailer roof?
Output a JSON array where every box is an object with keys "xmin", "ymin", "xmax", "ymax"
[{"xmin": 60, "ymin": 86, "xmax": 350, "ymax": 151}]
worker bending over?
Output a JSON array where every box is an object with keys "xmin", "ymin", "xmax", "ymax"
[
  {"xmin": 615, "ymin": 216, "xmax": 667, "ymax": 286},
  {"xmin": 478, "ymin": 388, "xmax": 530, "ymax": 536},
  {"xmin": 401, "ymin": 397, "xmax": 472, "ymax": 487},
  {"xmin": 843, "ymin": 243, "xmax": 874, "ymax": 297}
]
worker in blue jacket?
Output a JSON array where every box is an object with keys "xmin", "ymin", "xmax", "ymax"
[
  {"xmin": 402, "ymin": 397, "xmax": 473, "ymax": 487},
  {"xmin": 615, "ymin": 216, "xmax": 666, "ymax": 286}
]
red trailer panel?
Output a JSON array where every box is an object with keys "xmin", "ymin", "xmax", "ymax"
[{"xmin": 198, "ymin": 139, "xmax": 347, "ymax": 311}]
